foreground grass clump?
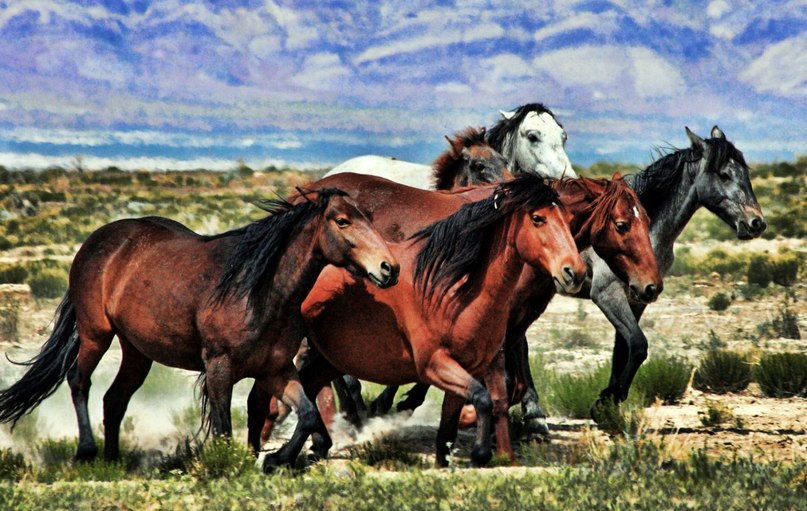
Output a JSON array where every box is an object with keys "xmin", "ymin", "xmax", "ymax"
[
  {"xmin": 0, "ymin": 448, "xmax": 28, "ymax": 481},
  {"xmin": 693, "ymin": 350, "xmax": 752, "ymax": 394},
  {"xmin": 545, "ymin": 364, "xmax": 610, "ymax": 419},
  {"xmin": 1, "ymin": 439, "xmax": 805, "ymax": 510},
  {"xmin": 348, "ymin": 434, "xmax": 427, "ymax": 470},
  {"xmin": 189, "ymin": 437, "xmax": 254, "ymax": 481},
  {"xmin": 754, "ymin": 352, "xmax": 807, "ymax": 397}
]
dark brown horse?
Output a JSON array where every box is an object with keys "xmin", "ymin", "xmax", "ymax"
[
  {"xmin": 268, "ymin": 172, "xmax": 660, "ymax": 462},
  {"xmin": 432, "ymin": 127, "xmax": 512, "ymax": 189},
  {"xmin": 270, "ymin": 175, "xmax": 587, "ymax": 467},
  {"xmin": 0, "ymin": 189, "xmax": 398, "ymax": 468}
]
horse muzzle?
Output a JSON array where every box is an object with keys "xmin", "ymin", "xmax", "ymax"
[
  {"xmin": 736, "ymin": 215, "xmax": 767, "ymax": 240},
  {"xmin": 553, "ymin": 264, "xmax": 585, "ymax": 295},
  {"xmin": 629, "ymin": 282, "xmax": 662, "ymax": 304},
  {"xmin": 367, "ymin": 260, "xmax": 400, "ymax": 289}
]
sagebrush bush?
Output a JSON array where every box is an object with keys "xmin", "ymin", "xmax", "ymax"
[
  {"xmin": 755, "ymin": 352, "xmax": 807, "ymax": 398},
  {"xmin": 0, "ymin": 264, "xmax": 27, "ymax": 284},
  {"xmin": 190, "ymin": 437, "xmax": 253, "ymax": 481},
  {"xmin": 747, "ymin": 254, "xmax": 773, "ymax": 288},
  {"xmin": 27, "ymin": 268, "xmax": 68, "ymax": 299},
  {"xmin": 707, "ymin": 292, "xmax": 731, "ymax": 311},
  {"xmin": 699, "ymin": 400, "xmax": 735, "ymax": 428},
  {"xmin": 770, "ymin": 253, "xmax": 800, "ymax": 287},
  {"xmin": 546, "ymin": 364, "xmax": 610, "ymax": 419},
  {"xmin": 0, "ymin": 448, "xmax": 28, "ymax": 481},
  {"xmin": 631, "ymin": 356, "xmax": 691, "ymax": 405},
  {"xmin": 348, "ymin": 435, "xmax": 426, "ymax": 470},
  {"xmin": 693, "ymin": 350, "xmax": 751, "ymax": 394},
  {"xmin": 756, "ymin": 303, "xmax": 801, "ymax": 340}
]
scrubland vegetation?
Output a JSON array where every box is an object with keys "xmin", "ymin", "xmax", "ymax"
[{"xmin": 0, "ymin": 160, "xmax": 804, "ymax": 507}]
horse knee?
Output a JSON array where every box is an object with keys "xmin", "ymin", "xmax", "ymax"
[{"xmin": 470, "ymin": 388, "xmax": 492, "ymax": 418}]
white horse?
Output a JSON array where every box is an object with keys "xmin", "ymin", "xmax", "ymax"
[{"xmin": 324, "ymin": 103, "xmax": 576, "ymax": 189}]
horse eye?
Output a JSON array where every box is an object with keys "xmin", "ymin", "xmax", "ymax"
[
  {"xmin": 719, "ymin": 171, "xmax": 731, "ymax": 180},
  {"xmin": 527, "ymin": 133, "xmax": 539, "ymax": 143},
  {"xmin": 334, "ymin": 217, "xmax": 351, "ymax": 227},
  {"xmin": 531, "ymin": 214, "xmax": 546, "ymax": 225},
  {"xmin": 562, "ymin": 132, "xmax": 568, "ymax": 144},
  {"xmin": 615, "ymin": 221, "xmax": 629, "ymax": 233}
]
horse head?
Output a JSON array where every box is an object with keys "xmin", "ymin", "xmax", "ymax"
[
  {"xmin": 314, "ymin": 190, "xmax": 400, "ymax": 288},
  {"xmin": 488, "ymin": 104, "xmax": 576, "ymax": 179},
  {"xmin": 686, "ymin": 126, "xmax": 766, "ymax": 240},
  {"xmin": 562, "ymin": 175, "xmax": 663, "ymax": 304},
  {"xmin": 433, "ymin": 127, "xmax": 511, "ymax": 190}
]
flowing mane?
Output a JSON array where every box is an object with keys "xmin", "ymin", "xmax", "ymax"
[
  {"xmin": 412, "ymin": 174, "xmax": 559, "ymax": 305},
  {"xmin": 486, "ymin": 103, "xmax": 560, "ymax": 155},
  {"xmin": 554, "ymin": 175, "xmax": 640, "ymax": 244},
  {"xmin": 211, "ymin": 188, "xmax": 348, "ymax": 313},
  {"xmin": 626, "ymin": 137, "xmax": 747, "ymax": 218},
  {"xmin": 432, "ymin": 127, "xmax": 489, "ymax": 190}
]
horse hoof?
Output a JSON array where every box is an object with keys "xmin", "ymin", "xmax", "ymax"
[
  {"xmin": 261, "ymin": 454, "xmax": 285, "ymax": 473},
  {"xmin": 470, "ymin": 446, "xmax": 492, "ymax": 468}
]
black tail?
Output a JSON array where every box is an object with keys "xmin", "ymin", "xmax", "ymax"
[{"xmin": 0, "ymin": 292, "xmax": 79, "ymax": 427}]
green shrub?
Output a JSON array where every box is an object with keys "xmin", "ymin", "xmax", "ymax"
[
  {"xmin": 0, "ymin": 448, "xmax": 28, "ymax": 481},
  {"xmin": 693, "ymin": 350, "xmax": 751, "ymax": 394},
  {"xmin": 27, "ymin": 268, "xmax": 67, "ymax": 299},
  {"xmin": 737, "ymin": 282, "xmax": 765, "ymax": 301},
  {"xmin": 190, "ymin": 438, "xmax": 253, "ymax": 481},
  {"xmin": 707, "ymin": 292, "xmax": 731, "ymax": 311},
  {"xmin": 747, "ymin": 254, "xmax": 773, "ymax": 288},
  {"xmin": 770, "ymin": 253, "xmax": 800, "ymax": 287},
  {"xmin": 546, "ymin": 364, "xmax": 610, "ymax": 419},
  {"xmin": 699, "ymin": 400, "xmax": 735, "ymax": 428},
  {"xmin": 631, "ymin": 356, "xmax": 691, "ymax": 405},
  {"xmin": 0, "ymin": 295, "xmax": 20, "ymax": 342},
  {"xmin": 756, "ymin": 303, "xmax": 801, "ymax": 340},
  {"xmin": 36, "ymin": 438, "xmax": 77, "ymax": 467},
  {"xmin": 0, "ymin": 236, "xmax": 12, "ymax": 250},
  {"xmin": 755, "ymin": 352, "xmax": 807, "ymax": 397},
  {"xmin": 0, "ymin": 264, "xmax": 27, "ymax": 284}
]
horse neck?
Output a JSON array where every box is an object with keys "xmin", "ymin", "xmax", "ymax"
[
  {"xmin": 628, "ymin": 160, "xmax": 702, "ymax": 263},
  {"xmin": 263, "ymin": 223, "xmax": 326, "ymax": 318}
]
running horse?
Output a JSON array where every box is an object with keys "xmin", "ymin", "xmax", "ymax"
[
  {"xmin": 296, "ymin": 175, "xmax": 586, "ymax": 467},
  {"xmin": 0, "ymin": 189, "xmax": 398, "ymax": 469},
  {"xmin": 324, "ymin": 103, "xmax": 575, "ymax": 188}
]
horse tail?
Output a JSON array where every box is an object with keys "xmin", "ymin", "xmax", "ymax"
[
  {"xmin": 195, "ymin": 372, "xmax": 212, "ymax": 438},
  {"xmin": 0, "ymin": 292, "xmax": 79, "ymax": 427}
]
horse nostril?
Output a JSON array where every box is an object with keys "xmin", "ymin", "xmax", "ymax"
[
  {"xmin": 751, "ymin": 216, "xmax": 767, "ymax": 233},
  {"xmin": 644, "ymin": 284, "xmax": 657, "ymax": 299},
  {"xmin": 380, "ymin": 261, "xmax": 392, "ymax": 276},
  {"xmin": 562, "ymin": 266, "xmax": 576, "ymax": 285}
]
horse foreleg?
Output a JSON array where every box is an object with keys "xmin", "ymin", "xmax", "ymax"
[
  {"xmin": 299, "ymin": 350, "xmax": 342, "ymax": 461},
  {"xmin": 485, "ymin": 350, "xmax": 515, "ymax": 463},
  {"xmin": 423, "ymin": 350, "xmax": 492, "ymax": 468},
  {"xmin": 397, "ymin": 382, "xmax": 430, "ymax": 412},
  {"xmin": 332, "ymin": 375, "xmax": 363, "ymax": 428},
  {"xmin": 370, "ymin": 385, "xmax": 399, "ymax": 416},
  {"xmin": 68, "ymin": 329, "xmax": 114, "ymax": 461},
  {"xmin": 260, "ymin": 368, "xmax": 323, "ymax": 472},
  {"xmin": 102, "ymin": 337, "xmax": 152, "ymax": 461},
  {"xmin": 247, "ymin": 381, "xmax": 271, "ymax": 454},
  {"xmin": 506, "ymin": 333, "xmax": 549, "ymax": 437},
  {"xmin": 435, "ymin": 392, "xmax": 464, "ymax": 467}
]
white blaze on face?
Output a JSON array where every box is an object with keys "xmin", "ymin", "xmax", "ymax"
[
  {"xmin": 515, "ymin": 111, "xmax": 576, "ymax": 179},
  {"xmin": 633, "ymin": 206, "xmax": 641, "ymax": 219}
]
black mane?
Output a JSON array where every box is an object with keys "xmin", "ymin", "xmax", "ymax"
[
  {"xmin": 626, "ymin": 137, "xmax": 746, "ymax": 218},
  {"xmin": 210, "ymin": 188, "xmax": 347, "ymax": 314},
  {"xmin": 412, "ymin": 174, "xmax": 559, "ymax": 306},
  {"xmin": 486, "ymin": 103, "xmax": 559, "ymax": 154}
]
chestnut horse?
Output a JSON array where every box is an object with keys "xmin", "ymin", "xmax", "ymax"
[
  {"xmin": 0, "ymin": 189, "xmax": 398, "ymax": 469},
  {"xmin": 293, "ymin": 175, "xmax": 586, "ymax": 467}
]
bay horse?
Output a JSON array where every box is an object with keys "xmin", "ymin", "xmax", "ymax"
[
  {"xmin": 324, "ymin": 127, "xmax": 510, "ymax": 190},
  {"xmin": 325, "ymin": 103, "xmax": 575, "ymax": 187},
  {"xmin": 0, "ymin": 189, "xmax": 399, "ymax": 468},
  {"xmin": 295, "ymin": 174, "xmax": 585, "ymax": 467}
]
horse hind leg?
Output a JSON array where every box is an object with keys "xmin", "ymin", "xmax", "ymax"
[
  {"xmin": 102, "ymin": 337, "xmax": 152, "ymax": 461},
  {"xmin": 203, "ymin": 356, "xmax": 235, "ymax": 438},
  {"xmin": 68, "ymin": 327, "xmax": 115, "ymax": 461}
]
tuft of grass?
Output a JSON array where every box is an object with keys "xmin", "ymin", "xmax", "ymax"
[
  {"xmin": 754, "ymin": 352, "xmax": 807, "ymax": 398},
  {"xmin": 190, "ymin": 437, "xmax": 254, "ymax": 481},
  {"xmin": 631, "ymin": 356, "xmax": 691, "ymax": 406},
  {"xmin": 348, "ymin": 434, "xmax": 426, "ymax": 470},
  {"xmin": 545, "ymin": 364, "xmax": 610, "ymax": 419},
  {"xmin": 0, "ymin": 448, "xmax": 29, "ymax": 481},
  {"xmin": 693, "ymin": 350, "xmax": 751, "ymax": 394},
  {"xmin": 699, "ymin": 401, "xmax": 735, "ymax": 428},
  {"xmin": 157, "ymin": 436, "xmax": 201, "ymax": 476}
]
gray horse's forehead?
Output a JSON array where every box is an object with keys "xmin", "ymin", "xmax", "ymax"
[{"xmin": 522, "ymin": 111, "xmax": 563, "ymax": 133}]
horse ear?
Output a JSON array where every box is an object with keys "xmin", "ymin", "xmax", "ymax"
[
  {"xmin": 499, "ymin": 110, "xmax": 516, "ymax": 120},
  {"xmin": 444, "ymin": 135, "xmax": 457, "ymax": 156},
  {"xmin": 479, "ymin": 126, "xmax": 486, "ymax": 136},
  {"xmin": 685, "ymin": 127, "xmax": 706, "ymax": 150},
  {"xmin": 611, "ymin": 171, "xmax": 622, "ymax": 181},
  {"xmin": 711, "ymin": 125, "xmax": 725, "ymax": 139}
]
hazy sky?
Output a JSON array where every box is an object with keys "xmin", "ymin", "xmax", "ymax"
[{"xmin": 1, "ymin": 0, "xmax": 806, "ymax": 169}]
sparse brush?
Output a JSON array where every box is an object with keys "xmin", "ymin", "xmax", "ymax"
[
  {"xmin": 348, "ymin": 435, "xmax": 426, "ymax": 470},
  {"xmin": 756, "ymin": 302, "xmax": 801, "ymax": 340},
  {"xmin": 631, "ymin": 356, "xmax": 691, "ymax": 405},
  {"xmin": 693, "ymin": 350, "xmax": 751, "ymax": 394},
  {"xmin": 754, "ymin": 352, "xmax": 807, "ymax": 398},
  {"xmin": 0, "ymin": 448, "xmax": 29, "ymax": 481},
  {"xmin": 699, "ymin": 400, "xmax": 735, "ymax": 428}
]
